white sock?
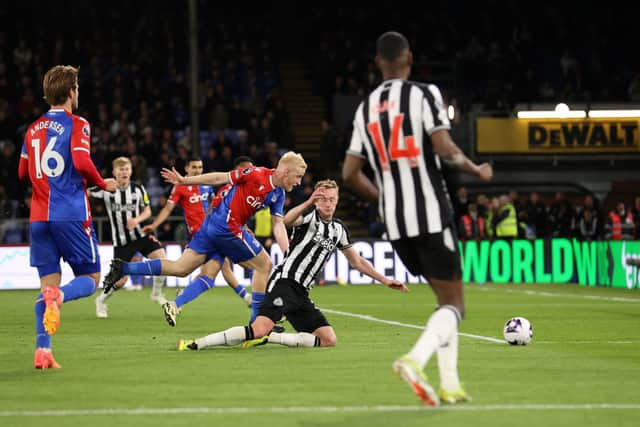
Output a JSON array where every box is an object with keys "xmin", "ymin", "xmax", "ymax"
[
  {"xmin": 437, "ymin": 325, "xmax": 461, "ymax": 391},
  {"xmin": 99, "ymin": 287, "xmax": 116, "ymax": 302},
  {"xmin": 268, "ymin": 332, "xmax": 318, "ymax": 347},
  {"xmin": 196, "ymin": 326, "xmax": 247, "ymax": 349},
  {"xmin": 151, "ymin": 276, "xmax": 165, "ymax": 295},
  {"xmin": 407, "ymin": 306, "xmax": 459, "ymax": 369}
]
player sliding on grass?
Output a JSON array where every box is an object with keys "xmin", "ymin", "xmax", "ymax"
[
  {"xmin": 102, "ymin": 152, "xmax": 304, "ymax": 326},
  {"xmin": 176, "ymin": 179, "xmax": 407, "ymax": 351}
]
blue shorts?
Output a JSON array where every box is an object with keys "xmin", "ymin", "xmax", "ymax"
[
  {"xmin": 188, "ymin": 218, "xmax": 263, "ymax": 265},
  {"xmin": 30, "ymin": 221, "xmax": 101, "ymax": 277}
]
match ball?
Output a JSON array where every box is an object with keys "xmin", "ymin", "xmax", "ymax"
[{"xmin": 503, "ymin": 317, "xmax": 533, "ymax": 345}]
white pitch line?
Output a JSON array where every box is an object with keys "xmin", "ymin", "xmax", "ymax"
[
  {"xmin": 483, "ymin": 286, "xmax": 640, "ymax": 303},
  {"xmin": 536, "ymin": 341, "xmax": 634, "ymax": 344},
  {"xmin": 322, "ymin": 308, "xmax": 505, "ymax": 344},
  {"xmin": 1, "ymin": 404, "xmax": 639, "ymax": 417}
]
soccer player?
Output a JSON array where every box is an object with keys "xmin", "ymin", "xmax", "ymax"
[
  {"xmin": 176, "ymin": 179, "xmax": 408, "ymax": 351},
  {"xmin": 342, "ymin": 31, "xmax": 493, "ymax": 406},
  {"xmin": 18, "ymin": 65, "xmax": 117, "ymax": 369},
  {"xmin": 103, "ymin": 151, "xmax": 306, "ymax": 326},
  {"xmin": 90, "ymin": 156, "xmax": 168, "ymax": 318},
  {"xmin": 142, "ymin": 156, "xmax": 252, "ymax": 306}
]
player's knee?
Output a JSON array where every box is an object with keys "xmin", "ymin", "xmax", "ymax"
[
  {"xmin": 88, "ymin": 273, "xmax": 100, "ymax": 291},
  {"xmin": 318, "ymin": 329, "xmax": 337, "ymax": 347},
  {"xmin": 174, "ymin": 265, "xmax": 192, "ymax": 277},
  {"xmin": 321, "ymin": 335, "xmax": 337, "ymax": 347},
  {"xmin": 258, "ymin": 259, "xmax": 272, "ymax": 273},
  {"xmin": 251, "ymin": 318, "xmax": 273, "ymax": 338}
]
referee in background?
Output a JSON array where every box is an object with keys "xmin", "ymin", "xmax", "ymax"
[{"xmin": 342, "ymin": 31, "xmax": 493, "ymax": 406}]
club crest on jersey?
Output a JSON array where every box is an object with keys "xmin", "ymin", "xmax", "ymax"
[
  {"xmin": 82, "ymin": 125, "xmax": 90, "ymax": 137},
  {"xmin": 273, "ymin": 297, "xmax": 284, "ymax": 307},
  {"xmin": 313, "ymin": 232, "xmax": 336, "ymax": 251}
]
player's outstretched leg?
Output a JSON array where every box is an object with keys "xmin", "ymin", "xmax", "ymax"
[
  {"xmin": 103, "ymin": 258, "xmax": 125, "ymax": 293},
  {"xmin": 177, "ymin": 339, "xmax": 198, "ymax": 351}
]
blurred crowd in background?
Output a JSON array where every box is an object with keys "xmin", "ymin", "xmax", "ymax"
[{"xmin": 1, "ymin": 3, "xmax": 638, "ymax": 243}]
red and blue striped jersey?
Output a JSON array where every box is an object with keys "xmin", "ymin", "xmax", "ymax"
[{"xmin": 20, "ymin": 109, "xmax": 101, "ymax": 222}]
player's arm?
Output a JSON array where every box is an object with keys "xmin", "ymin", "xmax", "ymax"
[
  {"xmin": 341, "ymin": 246, "xmax": 408, "ymax": 292},
  {"xmin": 18, "ymin": 141, "xmax": 28, "ymax": 180},
  {"xmin": 271, "ymin": 215, "xmax": 289, "ymax": 253},
  {"xmin": 342, "ymin": 111, "xmax": 380, "ymax": 203},
  {"xmin": 143, "ymin": 200, "xmax": 176, "ymax": 233},
  {"xmin": 161, "ymin": 167, "xmax": 230, "ymax": 186},
  {"xmin": 431, "ymin": 130, "xmax": 493, "ymax": 181},
  {"xmin": 283, "ymin": 187, "xmax": 325, "ymax": 227},
  {"xmin": 87, "ymin": 184, "xmax": 107, "ymax": 199},
  {"xmin": 129, "ymin": 185, "xmax": 153, "ymax": 230},
  {"xmin": 128, "ymin": 205, "xmax": 152, "ymax": 231}
]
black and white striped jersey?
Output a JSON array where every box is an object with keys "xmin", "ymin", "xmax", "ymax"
[
  {"xmin": 268, "ymin": 209, "xmax": 352, "ymax": 290},
  {"xmin": 89, "ymin": 183, "xmax": 149, "ymax": 247},
  {"xmin": 347, "ymin": 79, "xmax": 454, "ymax": 240}
]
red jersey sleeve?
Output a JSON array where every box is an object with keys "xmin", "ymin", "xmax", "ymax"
[
  {"xmin": 70, "ymin": 116, "xmax": 106, "ymax": 189},
  {"xmin": 18, "ymin": 140, "xmax": 28, "ymax": 180}
]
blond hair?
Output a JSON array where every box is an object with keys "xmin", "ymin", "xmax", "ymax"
[
  {"xmin": 43, "ymin": 65, "xmax": 79, "ymax": 106},
  {"xmin": 277, "ymin": 151, "xmax": 307, "ymax": 170},
  {"xmin": 314, "ymin": 179, "xmax": 339, "ymax": 193},
  {"xmin": 112, "ymin": 157, "xmax": 132, "ymax": 169}
]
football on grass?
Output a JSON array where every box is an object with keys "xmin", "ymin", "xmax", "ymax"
[{"xmin": 503, "ymin": 317, "xmax": 533, "ymax": 345}]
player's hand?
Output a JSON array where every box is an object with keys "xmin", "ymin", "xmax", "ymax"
[
  {"xmin": 385, "ymin": 279, "xmax": 409, "ymax": 292},
  {"xmin": 127, "ymin": 218, "xmax": 138, "ymax": 230},
  {"xmin": 161, "ymin": 167, "xmax": 185, "ymax": 185},
  {"xmin": 103, "ymin": 178, "xmax": 118, "ymax": 192},
  {"xmin": 309, "ymin": 187, "xmax": 326, "ymax": 204},
  {"xmin": 476, "ymin": 163, "xmax": 493, "ymax": 182},
  {"xmin": 142, "ymin": 224, "xmax": 155, "ymax": 234}
]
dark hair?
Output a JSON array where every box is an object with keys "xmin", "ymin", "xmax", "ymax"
[
  {"xmin": 376, "ymin": 31, "xmax": 410, "ymax": 62},
  {"xmin": 187, "ymin": 157, "xmax": 202, "ymax": 164},
  {"xmin": 233, "ymin": 155, "xmax": 254, "ymax": 167}
]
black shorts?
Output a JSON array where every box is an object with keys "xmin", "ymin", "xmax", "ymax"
[
  {"xmin": 392, "ymin": 227, "xmax": 461, "ymax": 281},
  {"xmin": 259, "ymin": 278, "xmax": 330, "ymax": 333},
  {"xmin": 114, "ymin": 235, "xmax": 164, "ymax": 261}
]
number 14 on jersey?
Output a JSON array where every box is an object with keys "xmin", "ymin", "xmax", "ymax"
[{"xmin": 367, "ymin": 113, "xmax": 420, "ymax": 171}]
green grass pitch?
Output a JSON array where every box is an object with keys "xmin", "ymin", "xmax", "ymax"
[{"xmin": 1, "ymin": 282, "xmax": 639, "ymax": 427}]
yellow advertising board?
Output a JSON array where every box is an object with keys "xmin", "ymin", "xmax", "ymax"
[{"xmin": 476, "ymin": 117, "xmax": 640, "ymax": 153}]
